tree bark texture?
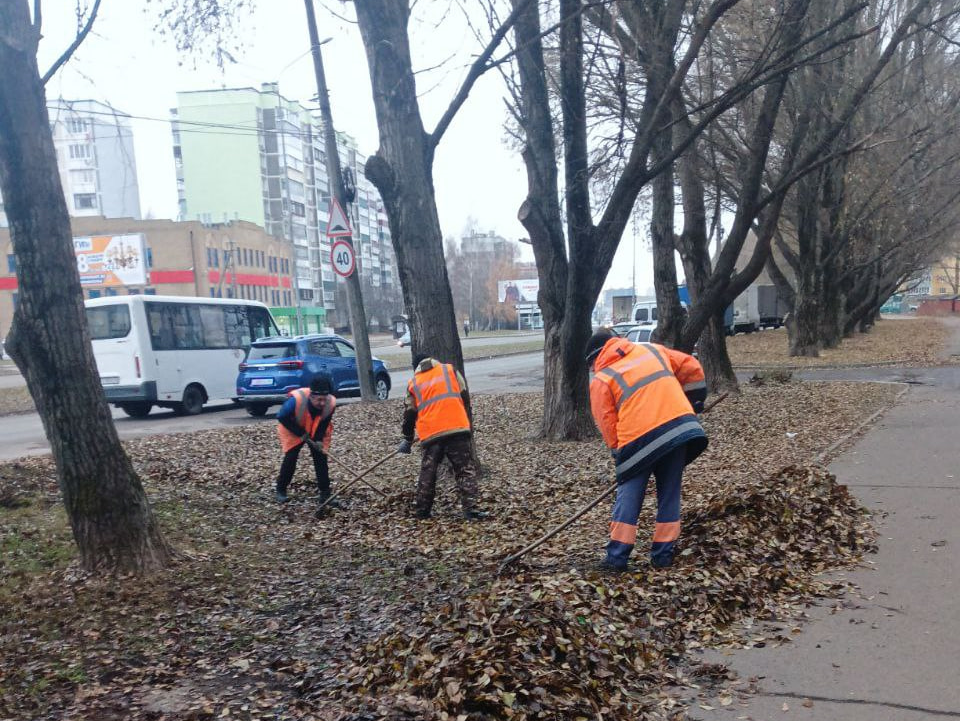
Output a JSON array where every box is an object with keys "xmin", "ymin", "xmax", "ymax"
[
  {"xmin": 0, "ymin": 1, "xmax": 170, "ymax": 574},
  {"xmin": 789, "ymin": 177, "xmax": 822, "ymax": 356},
  {"xmin": 354, "ymin": 1, "xmax": 465, "ymax": 374}
]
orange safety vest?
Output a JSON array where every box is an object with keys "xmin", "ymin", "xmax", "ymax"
[
  {"xmin": 277, "ymin": 388, "xmax": 336, "ymax": 453},
  {"xmin": 590, "ymin": 340, "xmax": 698, "ymax": 448},
  {"xmin": 407, "ymin": 362, "xmax": 471, "ymax": 443}
]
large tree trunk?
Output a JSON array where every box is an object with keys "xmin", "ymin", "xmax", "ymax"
[
  {"xmin": 355, "ymin": 1, "xmax": 464, "ymax": 372},
  {"xmin": 512, "ymin": 0, "xmax": 594, "ymax": 439},
  {"xmin": 0, "ymin": 1, "xmax": 170, "ymax": 574},
  {"xmin": 698, "ymin": 310, "xmax": 739, "ymax": 392}
]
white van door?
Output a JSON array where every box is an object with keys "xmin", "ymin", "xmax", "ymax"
[
  {"xmin": 86, "ymin": 302, "xmax": 140, "ymax": 388},
  {"xmin": 143, "ymin": 301, "xmax": 186, "ymax": 400}
]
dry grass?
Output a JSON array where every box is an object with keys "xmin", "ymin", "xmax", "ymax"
[
  {"xmin": 728, "ymin": 318, "xmax": 949, "ymax": 367},
  {"xmin": 0, "ymin": 387, "xmax": 34, "ymax": 416}
]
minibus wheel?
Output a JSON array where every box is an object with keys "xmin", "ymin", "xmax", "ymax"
[{"xmin": 176, "ymin": 384, "xmax": 205, "ymax": 416}]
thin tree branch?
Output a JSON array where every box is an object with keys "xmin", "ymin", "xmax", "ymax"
[
  {"xmin": 429, "ymin": 0, "xmax": 534, "ymax": 151},
  {"xmin": 41, "ymin": 0, "xmax": 101, "ymax": 85}
]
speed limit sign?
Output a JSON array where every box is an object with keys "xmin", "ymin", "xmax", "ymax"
[{"xmin": 331, "ymin": 239, "xmax": 356, "ymax": 278}]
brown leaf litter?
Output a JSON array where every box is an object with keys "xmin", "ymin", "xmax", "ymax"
[{"xmin": 0, "ymin": 381, "xmax": 899, "ymax": 720}]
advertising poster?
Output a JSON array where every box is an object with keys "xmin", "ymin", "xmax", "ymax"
[
  {"xmin": 498, "ymin": 278, "xmax": 540, "ymax": 303},
  {"xmin": 74, "ymin": 234, "xmax": 147, "ymax": 287}
]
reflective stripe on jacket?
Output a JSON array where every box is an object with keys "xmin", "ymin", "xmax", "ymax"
[
  {"xmin": 277, "ymin": 388, "xmax": 336, "ymax": 453},
  {"xmin": 407, "ymin": 361, "xmax": 471, "ymax": 443},
  {"xmin": 590, "ymin": 338, "xmax": 707, "ymax": 481}
]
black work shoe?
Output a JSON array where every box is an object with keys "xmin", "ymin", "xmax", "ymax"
[
  {"xmin": 275, "ymin": 491, "xmax": 289, "ymax": 504},
  {"xmin": 650, "ymin": 557, "xmax": 674, "ymax": 570},
  {"xmin": 594, "ymin": 560, "xmax": 628, "ymax": 575},
  {"xmin": 463, "ymin": 509, "xmax": 490, "ymax": 522},
  {"xmin": 414, "ymin": 509, "xmax": 432, "ymax": 520}
]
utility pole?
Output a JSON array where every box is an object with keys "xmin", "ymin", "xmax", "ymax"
[{"xmin": 303, "ymin": 0, "xmax": 375, "ymax": 400}]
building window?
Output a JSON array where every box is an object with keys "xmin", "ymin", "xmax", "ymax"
[
  {"xmin": 105, "ymin": 288, "xmax": 118, "ymax": 297},
  {"xmin": 88, "ymin": 289, "xmax": 101, "ymax": 299},
  {"xmin": 73, "ymin": 193, "xmax": 98, "ymax": 210},
  {"xmin": 67, "ymin": 118, "xmax": 88, "ymax": 134},
  {"xmin": 69, "ymin": 144, "xmax": 91, "ymax": 160},
  {"xmin": 128, "ymin": 288, "xmax": 140, "ymax": 295},
  {"xmin": 6, "ymin": 254, "xmax": 15, "ymax": 273},
  {"xmin": 146, "ymin": 248, "xmax": 153, "ymax": 268},
  {"xmin": 70, "ymin": 169, "xmax": 96, "ymax": 185},
  {"xmin": 292, "ymin": 201, "xmax": 305, "ymax": 217},
  {"xmin": 144, "ymin": 288, "xmax": 157, "ymax": 296}
]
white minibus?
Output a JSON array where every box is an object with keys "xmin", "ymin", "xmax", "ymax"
[{"xmin": 84, "ymin": 295, "xmax": 280, "ymax": 417}]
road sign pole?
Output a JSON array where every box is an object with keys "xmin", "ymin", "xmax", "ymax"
[{"xmin": 304, "ymin": 0, "xmax": 376, "ymax": 400}]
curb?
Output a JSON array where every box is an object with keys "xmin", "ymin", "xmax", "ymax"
[{"xmin": 813, "ymin": 384, "xmax": 911, "ymax": 464}]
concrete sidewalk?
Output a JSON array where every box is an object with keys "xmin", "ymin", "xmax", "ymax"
[{"xmin": 695, "ymin": 379, "xmax": 960, "ymax": 719}]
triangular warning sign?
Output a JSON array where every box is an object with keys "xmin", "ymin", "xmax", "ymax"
[{"xmin": 326, "ymin": 198, "xmax": 353, "ymax": 238}]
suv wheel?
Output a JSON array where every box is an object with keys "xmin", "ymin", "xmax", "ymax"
[
  {"xmin": 246, "ymin": 403, "xmax": 270, "ymax": 417},
  {"xmin": 375, "ymin": 374, "xmax": 390, "ymax": 401}
]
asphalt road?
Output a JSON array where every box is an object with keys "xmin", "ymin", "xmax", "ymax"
[{"xmin": 0, "ymin": 351, "xmax": 546, "ymax": 461}]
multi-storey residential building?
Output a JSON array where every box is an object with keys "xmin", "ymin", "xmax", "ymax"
[
  {"xmin": 171, "ymin": 84, "xmax": 397, "ymax": 327},
  {"xmin": 0, "ymin": 99, "xmax": 142, "ymax": 227},
  {"xmin": 0, "ymin": 217, "xmax": 306, "ymax": 341}
]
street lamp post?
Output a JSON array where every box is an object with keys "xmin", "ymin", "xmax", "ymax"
[{"xmin": 303, "ymin": 0, "xmax": 375, "ymax": 400}]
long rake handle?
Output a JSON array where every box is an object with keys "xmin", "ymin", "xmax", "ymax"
[
  {"xmin": 316, "ymin": 448, "xmax": 401, "ymax": 511},
  {"xmin": 498, "ymin": 482, "xmax": 618, "ymax": 572},
  {"xmin": 326, "ymin": 450, "xmax": 389, "ymax": 497}
]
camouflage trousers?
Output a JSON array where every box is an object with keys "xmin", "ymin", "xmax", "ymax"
[{"xmin": 416, "ymin": 433, "xmax": 479, "ymax": 515}]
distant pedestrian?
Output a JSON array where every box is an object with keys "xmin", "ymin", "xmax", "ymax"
[
  {"xmin": 585, "ymin": 329, "xmax": 708, "ymax": 572},
  {"xmin": 463, "ymin": 319, "xmax": 470, "ymax": 337},
  {"xmin": 397, "ymin": 354, "xmax": 488, "ymax": 521},
  {"xmin": 274, "ymin": 375, "xmax": 339, "ymax": 508}
]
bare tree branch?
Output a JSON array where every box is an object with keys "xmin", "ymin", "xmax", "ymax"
[{"xmin": 41, "ymin": 0, "xmax": 101, "ymax": 85}]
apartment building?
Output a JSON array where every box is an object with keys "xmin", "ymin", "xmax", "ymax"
[
  {"xmin": 0, "ymin": 217, "xmax": 306, "ymax": 341},
  {"xmin": 171, "ymin": 84, "xmax": 397, "ymax": 327},
  {"xmin": 0, "ymin": 99, "xmax": 142, "ymax": 227}
]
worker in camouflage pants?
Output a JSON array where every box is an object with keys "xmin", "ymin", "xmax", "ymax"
[
  {"xmin": 414, "ymin": 435, "xmax": 480, "ymax": 517},
  {"xmin": 398, "ymin": 354, "xmax": 489, "ymax": 521}
]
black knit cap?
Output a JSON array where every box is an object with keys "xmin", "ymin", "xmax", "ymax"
[
  {"xmin": 309, "ymin": 374, "xmax": 333, "ymax": 394},
  {"xmin": 584, "ymin": 328, "xmax": 616, "ymax": 365}
]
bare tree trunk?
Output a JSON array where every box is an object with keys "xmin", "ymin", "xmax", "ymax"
[
  {"xmin": 355, "ymin": 1, "xmax": 464, "ymax": 372},
  {"xmin": 0, "ymin": 1, "xmax": 170, "ymax": 574},
  {"xmin": 650, "ymin": 130, "xmax": 685, "ymax": 347},
  {"xmin": 699, "ymin": 310, "xmax": 738, "ymax": 392},
  {"xmin": 512, "ymin": 0, "xmax": 595, "ymax": 439}
]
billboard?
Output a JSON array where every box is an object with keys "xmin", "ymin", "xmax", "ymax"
[
  {"xmin": 498, "ymin": 279, "xmax": 539, "ymax": 304},
  {"xmin": 73, "ymin": 234, "xmax": 147, "ymax": 287}
]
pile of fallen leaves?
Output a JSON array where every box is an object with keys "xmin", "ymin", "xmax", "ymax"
[
  {"xmin": 330, "ymin": 466, "xmax": 872, "ymax": 720},
  {"xmin": 728, "ymin": 317, "xmax": 950, "ymax": 367},
  {"xmin": 0, "ymin": 382, "xmax": 897, "ymax": 720}
]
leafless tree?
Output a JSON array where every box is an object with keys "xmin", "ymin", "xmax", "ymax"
[{"xmin": 0, "ymin": 0, "xmax": 171, "ymax": 573}]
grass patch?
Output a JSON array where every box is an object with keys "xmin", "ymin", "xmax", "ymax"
[{"xmin": 0, "ymin": 386, "xmax": 34, "ymax": 416}]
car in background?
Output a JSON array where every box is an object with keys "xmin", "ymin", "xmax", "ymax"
[
  {"xmin": 610, "ymin": 322, "xmax": 638, "ymax": 337},
  {"xmin": 625, "ymin": 324, "xmax": 657, "ymax": 343},
  {"xmin": 235, "ymin": 334, "xmax": 392, "ymax": 416}
]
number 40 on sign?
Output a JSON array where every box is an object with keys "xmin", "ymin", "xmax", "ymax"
[{"xmin": 331, "ymin": 239, "xmax": 356, "ymax": 278}]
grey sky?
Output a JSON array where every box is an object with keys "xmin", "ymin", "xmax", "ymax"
[{"xmin": 35, "ymin": 0, "xmax": 653, "ymax": 293}]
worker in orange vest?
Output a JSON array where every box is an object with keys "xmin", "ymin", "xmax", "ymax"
[
  {"xmin": 585, "ymin": 328, "xmax": 708, "ymax": 572},
  {"xmin": 275, "ymin": 375, "xmax": 338, "ymax": 507},
  {"xmin": 397, "ymin": 353, "xmax": 489, "ymax": 521}
]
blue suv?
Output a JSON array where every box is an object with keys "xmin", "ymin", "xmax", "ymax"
[{"xmin": 235, "ymin": 334, "xmax": 392, "ymax": 416}]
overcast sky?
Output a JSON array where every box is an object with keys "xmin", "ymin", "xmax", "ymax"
[{"xmin": 35, "ymin": 0, "xmax": 654, "ymax": 294}]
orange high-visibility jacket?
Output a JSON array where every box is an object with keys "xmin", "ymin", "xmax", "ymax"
[
  {"xmin": 277, "ymin": 388, "xmax": 336, "ymax": 453},
  {"xmin": 406, "ymin": 361, "xmax": 471, "ymax": 443},
  {"xmin": 590, "ymin": 338, "xmax": 707, "ymax": 480}
]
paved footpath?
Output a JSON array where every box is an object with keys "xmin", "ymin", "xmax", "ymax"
[{"xmin": 697, "ymin": 341, "xmax": 960, "ymax": 718}]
